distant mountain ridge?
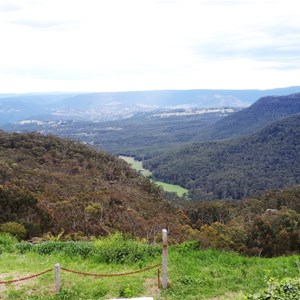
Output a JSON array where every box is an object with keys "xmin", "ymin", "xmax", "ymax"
[
  {"xmin": 208, "ymin": 92, "xmax": 300, "ymax": 140},
  {"xmin": 1, "ymin": 86, "xmax": 300, "ymax": 124}
]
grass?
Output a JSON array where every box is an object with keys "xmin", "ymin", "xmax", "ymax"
[
  {"xmin": 154, "ymin": 181, "xmax": 188, "ymax": 197},
  {"xmin": 167, "ymin": 246, "xmax": 300, "ymax": 299},
  {"xmin": 120, "ymin": 156, "xmax": 188, "ymax": 196},
  {"xmin": 120, "ymin": 155, "xmax": 152, "ymax": 177},
  {"xmin": 0, "ymin": 252, "xmax": 152, "ymax": 299},
  {"xmin": 1, "ymin": 236, "xmax": 300, "ymax": 299}
]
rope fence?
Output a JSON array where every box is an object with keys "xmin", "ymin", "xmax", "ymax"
[
  {"xmin": 0, "ymin": 229, "xmax": 168, "ymax": 297},
  {"xmin": 0, "ymin": 269, "xmax": 52, "ymax": 285},
  {"xmin": 1, "ymin": 263, "xmax": 161, "ymax": 295},
  {"xmin": 61, "ymin": 263, "xmax": 161, "ymax": 277}
]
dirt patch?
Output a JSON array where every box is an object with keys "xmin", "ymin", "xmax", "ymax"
[
  {"xmin": 0, "ymin": 272, "xmax": 37, "ymax": 293},
  {"xmin": 144, "ymin": 278, "xmax": 159, "ymax": 298}
]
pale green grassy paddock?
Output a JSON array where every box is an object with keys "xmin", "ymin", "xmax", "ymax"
[{"xmin": 119, "ymin": 156, "xmax": 188, "ymax": 197}]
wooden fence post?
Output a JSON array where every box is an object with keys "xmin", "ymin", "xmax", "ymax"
[
  {"xmin": 162, "ymin": 229, "xmax": 168, "ymax": 289},
  {"xmin": 54, "ymin": 263, "xmax": 60, "ymax": 294}
]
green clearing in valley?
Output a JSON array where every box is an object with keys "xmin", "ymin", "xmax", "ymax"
[
  {"xmin": 154, "ymin": 181, "xmax": 188, "ymax": 197},
  {"xmin": 119, "ymin": 156, "xmax": 188, "ymax": 197},
  {"xmin": 120, "ymin": 155, "xmax": 152, "ymax": 177}
]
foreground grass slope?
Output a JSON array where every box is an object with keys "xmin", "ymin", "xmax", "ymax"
[{"xmin": 0, "ymin": 234, "xmax": 299, "ymax": 300}]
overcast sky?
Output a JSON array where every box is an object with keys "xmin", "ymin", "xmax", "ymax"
[{"xmin": 1, "ymin": 0, "xmax": 300, "ymax": 93}]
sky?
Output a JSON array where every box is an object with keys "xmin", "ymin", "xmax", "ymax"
[{"xmin": 0, "ymin": 0, "xmax": 300, "ymax": 93}]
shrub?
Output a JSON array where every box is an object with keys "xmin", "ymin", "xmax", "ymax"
[
  {"xmin": 10, "ymin": 233, "xmax": 160, "ymax": 263},
  {"xmin": 0, "ymin": 232, "xmax": 18, "ymax": 253},
  {"xmin": 176, "ymin": 240, "xmax": 200, "ymax": 253},
  {"xmin": 32, "ymin": 241, "xmax": 93, "ymax": 257},
  {"xmin": 0, "ymin": 222, "xmax": 27, "ymax": 240},
  {"xmin": 16, "ymin": 241, "xmax": 33, "ymax": 254},
  {"xmin": 23, "ymin": 222, "xmax": 41, "ymax": 238},
  {"xmin": 119, "ymin": 286, "xmax": 134, "ymax": 298},
  {"xmin": 92, "ymin": 233, "xmax": 160, "ymax": 264},
  {"xmin": 246, "ymin": 277, "xmax": 300, "ymax": 300},
  {"xmin": 62, "ymin": 241, "xmax": 93, "ymax": 258}
]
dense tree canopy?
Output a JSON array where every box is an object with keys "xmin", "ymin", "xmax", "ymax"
[
  {"xmin": 183, "ymin": 185, "xmax": 300, "ymax": 257},
  {"xmin": 145, "ymin": 114, "xmax": 300, "ymax": 200},
  {"xmin": 0, "ymin": 131, "xmax": 185, "ymax": 241}
]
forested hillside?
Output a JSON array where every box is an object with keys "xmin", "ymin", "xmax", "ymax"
[
  {"xmin": 183, "ymin": 185, "xmax": 300, "ymax": 257},
  {"xmin": 208, "ymin": 92, "xmax": 300, "ymax": 139},
  {"xmin": 144, "ymin": 113, "xmax": 300, "ymax": 200},
  {"xmin": 1, "ymin": 131, "xmax": 300, "ymax": 257},
  {"xmin": 0, "ymin": 131, "xmax": 185, "ymax": 241}
]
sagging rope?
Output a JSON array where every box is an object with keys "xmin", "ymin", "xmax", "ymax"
[
  {"xmin": 0, "ymin": 263, "xmax": 161, "ymax": 284},
  {"xmin": 61, "ymin": 263, "xmax": 161, "ymax": 277},
  {"xmin": 0, "ymin": 269, "xmax": 52, "ymax": 284}
]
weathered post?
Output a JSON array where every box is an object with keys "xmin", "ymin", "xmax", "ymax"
[
  {"xmin": 162, "ymin": 229, "xmax": 168, "ymax": 289},
  {"xmin": 54, "ymin": 263, "xmax": 60, "ymax": 294}
]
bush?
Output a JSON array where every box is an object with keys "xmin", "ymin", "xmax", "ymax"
[
  {"xmin": 23, "ymin": 222, "xmax": 41, "ymax": 238},
  {"xmin": 176, "ymin": 240, "xmax": 200, "ymax": 253},
  {"xmin": 0, "ymin": 222, "xmax": 27, "ymax": 240},
  {"xmin": 246, "ymin": 277, "xmax": 300, "ymax": 300},
  {"xmin": 8, "ymin": 233, "xmax": 160, "ymax": 263},
  {"xmin": 32, "ymin": 241, "xmax": 93, "ymax": 258},
  {"xmin": 0, "ymin": 232, "xmax": 18, "ymax": 253},
  {"xmin": 16, "ymin": 241, "xmax": 33, "ymax": 254},
  {"xmin": 92, "ymin": 233, "xmax": 160, "ymax": 264}
]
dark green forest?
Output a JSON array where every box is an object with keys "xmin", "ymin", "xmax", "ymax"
[
  {"xmin": 208, "ymin": 92, "xmax": 300, "ymax": 140},
  {"xmin": 144, "ymin": 113, "xmax": 300, "ymax": 200}
]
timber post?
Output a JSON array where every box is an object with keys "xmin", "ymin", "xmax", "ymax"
[
  {"xmin": 54, "ymin": 263, "xmax": 61, "ymax": 294},
  {"xmin": 162, "ymin": 228, "xmax": 168, "ymax": 289}
]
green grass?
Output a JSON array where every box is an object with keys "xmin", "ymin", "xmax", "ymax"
[
  {"xmin": 154, "ymin": 181, "xmax": 188, "ymax": 197},
  {"xmin": 168, "ymin": 245, "xmax": 300, "ymax": 299},
  {"xmin": 0, "ymin": 252, "xmax": 152, "ymax": 300},
  {"xmin": 120, "ymin": 155, "xmax": 152, "ymax": 177},
  {"xmin": 120, "ymin": 156, "xmax": 188, "ymax": 196},
  {"xmin": 1, "ymin": 236, "xmax": 300, "ymax": 299}
]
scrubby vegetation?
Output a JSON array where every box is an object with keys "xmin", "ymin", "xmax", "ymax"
[
  {"xmin": 0, "ymin": 131, "xmax": 185, "ymax": 241},
  {"xmin": 182, "ymin": 185, "xmax": 300, "ymax": 257},
  {"xmin": 16, "ymin": 233, "xmax": 160, "ymax": 264}
]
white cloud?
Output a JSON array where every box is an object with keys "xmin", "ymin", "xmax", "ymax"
[{"xmin": 0, "ymin": 0, "xmax": 300, "ymax": 92}]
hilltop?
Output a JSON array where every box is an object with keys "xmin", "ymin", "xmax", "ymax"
[
  {"xmin": 208, "ymin": 92, "xmax": 300, "ymax": 139},
  {"xmin": 0, "ymin": 131, "xmax": 184, "ymax": 240}
]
